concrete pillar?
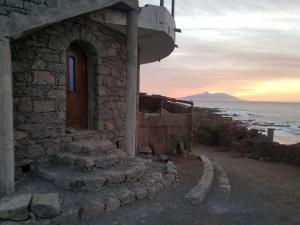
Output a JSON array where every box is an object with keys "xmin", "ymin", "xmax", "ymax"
[
  {"xmin": 0, "ymin": 38, "xmax": 15, "ymax": 194},
  {"xmin": 125, "ymin": 9, "xmax": 138, "ymax": 157}
]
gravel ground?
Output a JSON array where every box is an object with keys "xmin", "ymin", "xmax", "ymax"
[
  {"xmin": 3, "ymin": 145, "xmax": 299, "ymax": 225},
  {"xmin": 86, "ymin": 156, "xmax": 203, "ymax": 225},
  {"xmin": 90, "ymin": 144, "xmax": 300, "ymax": 225}
]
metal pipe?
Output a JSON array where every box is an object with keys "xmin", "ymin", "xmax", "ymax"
[
  {"xmin": 171, "ymin": 0, "xmax": 175, "ymax": 17},
  {"xmin": 160, "ymin": 0, "xmax": 164, "ymax": 6}
]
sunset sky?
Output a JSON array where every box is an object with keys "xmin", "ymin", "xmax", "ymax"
[{"xmin": 139, "ymin": 0, "xmax": 300, "ymax": 102}]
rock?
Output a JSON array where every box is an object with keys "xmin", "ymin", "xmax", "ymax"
[
  {"xmin": 33, "ymin": 101, "xmax": 54, "ymax": 112},
  {"xmin": 0, "ymin": 194, "xmax": 32, "ymax": 221},
  {"xmin": 135, "ymin": 188, "xmax": 148, "ymax": 200},
  {"xmin": 80, "ymin": 200, "xmax": 105, "ymax": 221},
  {"xmin": 31, "ymin": 193, "xmax": 61, "ymax": 218},
  {"xmin": 105, "ymin": 197, "xmax": 121, "ymax": 213},
  {"xmin": 32, "ymin": 71, "xmax": 55, "ymax": 85},
  {"xmin": 15, "ymin": 131, "xmax": 28, "ymax": 140},
  {"xmin": 124, "ymin": 167, "xmax": 138, "ymax": 181},
  {"xmin": 119, "ymin": 190, "xmax": 135, "ymax": 205},
  {"xmin": 32, "ymin": 60, "xmax": 46, "ymax": 70},
  {"xmin": 139, "ymin": 146, "xmax": 153, "ymax": 154},
  {"xmin": 166, "ymin": 161, "xmax": 177, "ymax": 176},
  {"xmin": 151, "ymin": 172, "xmax": 163, "ymax": 180},
  {"xmin": 167, "ymin": 167, "xmax": 177, "ymax": 176},
  {"xmin": 158, "ymin": 154, "xmax": 169, "ymax": 162},
  {"xmin": 65, "ymin": 128, "xmax": 76, "ymax": 134},
  {"xmin": 51, "ymin": 208, "xmax": 79, "ymax": 225},
  {"xmin": 103, "ymin": 170, "xmax": 125, "ymax": 184},
  {"xmin": 84, "ymin": 176, "xmax": 106, "ymax": 191}
]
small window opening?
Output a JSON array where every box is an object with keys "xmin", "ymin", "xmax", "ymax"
[
  {"xmin": 116, "ymin": 141, "xmax": 120, "ymax": 149},
  {"xmin": 21, "ymin": 164, "xmax": 31, "ymax": 173},
  {"xmin": 69, "ymin": 57, "xmax": 75, "ymax": 92}
]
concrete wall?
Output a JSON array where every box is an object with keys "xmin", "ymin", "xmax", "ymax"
[{"xmin": 11, "ymin": 14, "xmax": 128, "ymax": 176}]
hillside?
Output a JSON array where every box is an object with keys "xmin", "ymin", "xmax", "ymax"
[{"xmin": 182, "ymin": 92, "xmax": 243, "ymax": 101}]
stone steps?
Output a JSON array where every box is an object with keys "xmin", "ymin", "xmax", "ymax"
[
  {"xmin": 66, "ymin": 139, "xmax": 115, "ymax": 155},
  {"xmin": 52, "ymin": 149, "xmax": 128, "ymax": 172},
  {"xmin": 67, "ymin": 130, "xmax": 100, "ymax": 141},
  {"xmin": 36, "ymin": 158, "xmax": 146, "ymax": 192}
]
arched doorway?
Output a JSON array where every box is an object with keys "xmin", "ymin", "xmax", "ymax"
[{"xmin": 66, "ymin": 45, "xmax": 88, "ymax": 129}]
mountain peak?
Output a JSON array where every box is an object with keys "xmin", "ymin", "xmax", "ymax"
[{"xmin": 182, "ymin": 92, "xmax": 243, "ymax": 101}]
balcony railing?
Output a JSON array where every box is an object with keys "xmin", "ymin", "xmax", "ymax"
[{"xmin": 159, "ymin": 0, "xmax": 176, "ymax": 17}]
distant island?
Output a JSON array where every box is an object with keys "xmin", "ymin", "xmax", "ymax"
[{"xmin": 182, "ymin": 91, "xmax": 243, "ymax": 101}]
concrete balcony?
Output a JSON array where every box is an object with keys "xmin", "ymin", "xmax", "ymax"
[
  {"xmin": 138, "ymin": 5, "xmax": 176, "ymax": 64},
  {"xmin": 90, "ymin": 4, "xmax": 176, "ymax": 64}
]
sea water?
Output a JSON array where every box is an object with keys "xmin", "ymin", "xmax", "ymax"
[{"xmin": 192, "ymin": 100, "xmax": 300, "ymax": 145}]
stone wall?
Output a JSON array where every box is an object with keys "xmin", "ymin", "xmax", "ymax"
[
  {"xmin": 12, "ymin": 14, "xmax": 127, "ymax": 167},
  {"xmin": 0, "ymin": 0, "xmax": 57, "ymax": 16}
]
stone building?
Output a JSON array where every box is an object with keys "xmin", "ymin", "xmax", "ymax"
[{"xmin": 0, "ymin": 0, "xmax": 177, "ymax": 196}]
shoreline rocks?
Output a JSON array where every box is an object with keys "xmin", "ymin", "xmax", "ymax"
[{"xmin": 192, "ymin": 107, "xmax": 300, "ymax": 165}]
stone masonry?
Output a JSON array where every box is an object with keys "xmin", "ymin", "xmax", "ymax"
[{"xmin": 11, "ymin": 14, "xmax": 128, "ymax": 175}]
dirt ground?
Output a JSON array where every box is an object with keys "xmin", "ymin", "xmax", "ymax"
[
  {"xmin": 87, "ymin": 156, "xmax": 203, "ymax": 225},
  {"xmin": 89, "ymin": 144, "xmax": 300, "ymax": 225},
  {"xmin": 3, "ymin": 145, "xmax": 300, "ymax": 225}
]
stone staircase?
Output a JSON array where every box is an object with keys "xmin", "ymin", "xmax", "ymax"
[
  {"xmin": 36, "ymin": 132, "xmax": 145, "ymax": 192},
  {"xmin": 6, "ymin": 131, "xmax": 178, "ymax": 224}
]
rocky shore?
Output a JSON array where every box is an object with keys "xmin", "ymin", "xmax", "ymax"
[{"xmin": 192, "ymin": 107, "xmax": 300, "ymax": 165}]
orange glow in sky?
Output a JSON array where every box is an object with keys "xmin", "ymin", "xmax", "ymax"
[
  {"xmin": 139, "ymin": 0, "xmax": 300, "ymax": 103},
  {"xmin": 234, "ymin": 79, "xmax": 300, "ymax": 102}
]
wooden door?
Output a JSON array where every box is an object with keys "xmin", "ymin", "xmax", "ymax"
[{"xmin": 66, "ymin": 46, "xmax": 88, "ymax": 129}]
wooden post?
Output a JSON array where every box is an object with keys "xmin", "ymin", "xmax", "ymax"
[{"xmin": 267, "ymin": 128, "xmax": 275, "ymax": 142}]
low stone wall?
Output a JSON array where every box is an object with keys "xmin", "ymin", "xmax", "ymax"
[{"xmin": 192, "ymin": 107, "xmax": 300, "ymax": 165}]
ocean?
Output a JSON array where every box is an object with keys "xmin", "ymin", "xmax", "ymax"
[{"xmin": 192, "ymin": 100, "xmax": 300, "ymax": 145}]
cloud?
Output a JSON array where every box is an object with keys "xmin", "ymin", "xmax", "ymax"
[{"xmin": 139, "ymin": 0, "xmax": 300, "ymax": 101}]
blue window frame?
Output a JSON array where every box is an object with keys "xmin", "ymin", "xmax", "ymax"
[{"xmin": 69, "ymin": 57, "xmax": 75, "ymax": 92}]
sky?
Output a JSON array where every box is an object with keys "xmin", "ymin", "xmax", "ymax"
[{"xmin": 139, "ymin": 0, "xmax": 300, "ymax": 102}]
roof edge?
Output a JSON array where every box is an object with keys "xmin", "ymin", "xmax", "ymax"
[{"xmin": 5, "ymin": 0, "xmax": 138, "ymax": 40}]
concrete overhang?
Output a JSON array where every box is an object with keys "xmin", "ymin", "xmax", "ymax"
[
  {"xmin": 90, "ymin": 5, "xmax": 176, "ymax": 64},
  {"xmin": 1, "ymin": 0, "xmax": 138, "ymax": 40}
]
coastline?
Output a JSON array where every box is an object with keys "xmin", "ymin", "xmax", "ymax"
[
  {"xmin": 191, "ymin": 106, "xmax": 300, "ymax": 165},
  {"xmin": 191, "ymin": 100, "xmax": 300, "ymax": 145}
]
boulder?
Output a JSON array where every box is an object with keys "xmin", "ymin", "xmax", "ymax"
[
  {"xmin": 158, "ymin": 154, "xmax": 169, "ymax": 162},
  {"xmin": 139, "ymin": 146, "xmax": 153, "ymax": 154},
  {"xmin": 135, "ymin": 188, "xmax": 148, "ymax": 200},
  {"xmin": 80, "ymin": 200, "xmax": 105, "ymax": 221},
  {"xmin": 166, "ymin": 161, "xmax": 177, "ymax": 176},
  {"xmin": 105, "ymin": 197, "xmax": 120, "ymax": 213},
  {"xmin": 119, "ymin": 190, "xmax": 135, "ymax": 205},
  {"xmin": 103, "ymin": 170, "xmax": 125, "ymax": 184},
  {"xmin": 51, "ymin": 208, "xmax": 79, "ymax": 225},
  {"xmin": 31, "ymin": 193, "xmax": 61, "ymax": 218},
  {"xmin": 0, "ymin": 194, "xmax": 32, "ymax": 221}
]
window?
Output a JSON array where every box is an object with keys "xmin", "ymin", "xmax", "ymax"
[{"xmin": 69, "ymin": 57, "xmax": 75, "ymax": 92}]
